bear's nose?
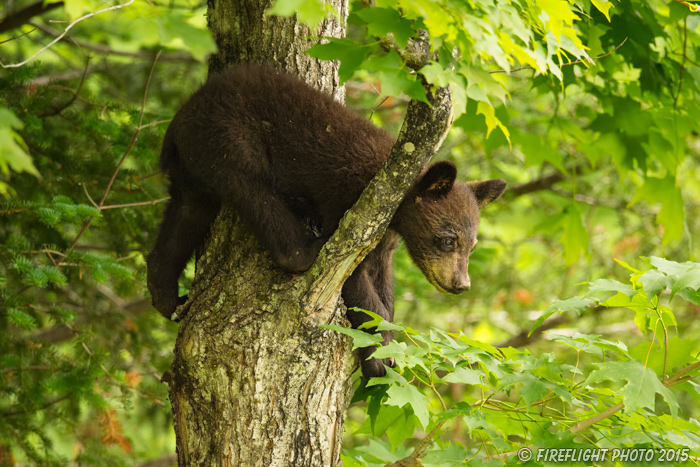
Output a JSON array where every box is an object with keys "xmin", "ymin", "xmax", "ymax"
[{"xmin": 452, "ymin": 278, "xmax": 471, "ymax": 293}]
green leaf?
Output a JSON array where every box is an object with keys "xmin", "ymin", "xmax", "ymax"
[
  {"xmin": 267, "ymin": 0, "xmax": 330, "ymax": 28},
  {"xmin": 320, "ymin": 324, "xmax": 382, "ymax": 350},
  {"xmin": 552, "ymin": 332, "xmax": 628, "ymax": 355},
  {"xmin": 591, "ymin": 0, "xmax": 613, "ymax": 21},
  {"xmin": 515, "ymin": 131, "xmax": 564, "ymax": 172},
  {"xmin": 353, "ymin": 309, "xmax": 403, "ymax": 331},
  {"xmin": 477, "ymin": 101, "xmax": 510, "ymax": 143},
  {"xmin": 363, "ymin": 50, "xmax": 428, "ymax": 102},
  {"xmin": 629, "ymin": 337, "xmax": 700, "ymax": 377},
  {"xmin": 0, "ymin": 108, "xmax": 39, "ymax": 178},
  {"xmin": 648, "ymin": 257, "xmax": 693, "ymax": 276},
  {"xmin": 419, "ymin": 64, "xmax": 466, "ymax": 115},
  {"xmin": 670, "ymin": 268, "xmax": 700, "ymax": 301},
  {"xmin": 586, "ymin": 361, "xmax": 678, "ymax": 417},
  {"xmin": 386, "ymin": 382, "xmax": 430, "ymax": 427},
  {"xmin": 461, "ymin": 66, "xmax": 508, "ymax": 105},
  {"xmin": 499, "ymin": 372, "xmax": 549, "ymax": 407},
  {"xmin": 535, "ymin": 0, "xmax": 579, "ymax": 40},
  {"xmin": 307, "ymin": 39, "xmax": 372, "ymax": 82},
  {"xmin": 155, "ymin": 12, "xmax": 217, "ymax": 62},
  {"xmin": 441, "ymin": 366, "xmax": 484, "ymax": 386},
  {"xmin": 678, "ymin": 287, "xmax": 700, "ymax": 306},
  {"xmin": 630, "ymin": 176, "xmax": 684, "ymax": 245},
  {"xmin": 62, "ymin": 0, "xmax": 92, "ymax": 19},
  {"xmin": 587, "ymin": 279, "xmax": 636, "ymax": 298},
  {"xmin": 559, "ymin": 203, "xmax": 589, "ymax": 266},
  {"xmin": 366, "ymin": 366, "xmax": 407, "ymax": 387},
  {"xmin": 638, "ymin": 269, "xmax": 668, "ymax": 300},
  {"xmin": 421, "ymin": 442, "xmax": 469, "ymax": 466},
  {"xmin": 529, "ymin": 296, "xmax": 596, "ymax": 336},
  {"xmin": 354, "ymin": 7, "xmax": 415, "ymax": 48}
]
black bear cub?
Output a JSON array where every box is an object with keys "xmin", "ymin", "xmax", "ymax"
[{"xmin": 147, "ymin": 67, "xmax": 506, "ymax": 378}]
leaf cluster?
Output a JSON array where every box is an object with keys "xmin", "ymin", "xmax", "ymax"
[{"xmin": 335, "ymin": 257, "xmax": 700, "ymax": 466}]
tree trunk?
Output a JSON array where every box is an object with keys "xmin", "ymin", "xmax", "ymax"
[
  {"xmin": 165, "ymin": 2, "xmax": 353, "ymax": 466},
  {"xmin": 164, "ymin": 1, "xmax": 453, "ymax": 466}
]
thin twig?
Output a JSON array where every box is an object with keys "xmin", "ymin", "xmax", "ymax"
[
  {"xmin": 0, "ymin": 28, "xmax": 37, "ymax": 44},
  {"xmin": 1, "ymin": 0, "xmax": 135, "ymax": 68},
  {"xmin": 97, "ymin": 49, "xmax": 159, "ymax": 206},
  {"xmin": 1, "ymin": 393, "xmax": 73, "ymax": 417},
  {"xmin": 82, "ymin": 183, "xmax": 98, "ymax": 208},
  {"xmin": 99, "ymin": 197, "xmax": 169, "ymax": 210},
  {"xmin": 64, "ymin": 51, "xmax": 161, "ymax": 257},
  {"xmin": 569, "ymin": 401, "xmax": 625, "ymax": 434},
  {"xmin": 490, "ymin": 37, "xmax": 628, "ymax": 75},
  {"xmin": 0, "ymin": 208, "xmax": 29, "ymax": 214},
  {"xmin": 385, "ymin": 420, "xmax": 448, "ymax": 466},
  {"xmin": 665, "ymin": 360, "xmax": 700, "ymax": 386},
  {"xmin": 137, "ymin": 119, "xmax": 172, "ymax": 130},
  {"xmin": 367, "ymin": 96, "xmax": 390, "ymax": 121}
]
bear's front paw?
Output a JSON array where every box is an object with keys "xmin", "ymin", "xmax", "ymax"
[
  {"xmin": 360, "ymin": 356, "xmax": 396, "ymax": 380},
  {"xmin": 153, "ymin": 295, "xmax": 188, "ymax": 321}
]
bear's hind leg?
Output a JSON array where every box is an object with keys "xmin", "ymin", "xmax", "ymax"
[
  {"xmin": 218, "ymin": 173, "xmax": 326, "ymax": 273},
  {"xmin": 344, "ymin": 262, "xmax": 396, "ymax": 379},
  {"xmin": 147, "ymin": 184, "xmax": 220, "ymax": 320}
]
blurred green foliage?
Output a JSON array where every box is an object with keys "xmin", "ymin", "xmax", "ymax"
[{"xmin": 1, "ymin": 0, "xmax": 699, "ymax": 465}]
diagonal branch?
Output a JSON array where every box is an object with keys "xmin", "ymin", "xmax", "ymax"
[
  {"xmin": 0, "ymin": 1, "xmax": 64, "ymax": 34},
  {"xmin": 506, "ymin": 165, "xmax": 585, "ymax": 198},
  {"xmin": 507, "ymin": 171, "xmax": 565, "ymax": 197},
  {"xmin": 304, "ymin": 82, "xmax": 453, "ymax": 311}
]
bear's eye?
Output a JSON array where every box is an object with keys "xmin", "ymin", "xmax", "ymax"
[{"xmin": 439, "ymin": 236, "xmax": 457, "ymax": 252}]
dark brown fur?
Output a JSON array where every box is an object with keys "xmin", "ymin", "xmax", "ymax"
[{"xmin": 147, "ymin": 67, "xmax": 506, "ymax": 378}]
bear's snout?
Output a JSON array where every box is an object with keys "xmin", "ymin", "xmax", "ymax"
[{"xmin": 452, "ymin": 276, "xmax": 471, "ymax": 293}]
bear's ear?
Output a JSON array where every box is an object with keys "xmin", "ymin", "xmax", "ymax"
[
  {"xmin": 469, "ymin": 179, "xmax": 507, "ymax": 208},
  {"xmin": 413, "ymin": 161, "xmax": 457, "ymax": 199}
]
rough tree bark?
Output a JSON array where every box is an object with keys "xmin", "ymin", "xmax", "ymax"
[{"xmin": 163, "ymin": 1, "xmax": 454, "ymax": 466}]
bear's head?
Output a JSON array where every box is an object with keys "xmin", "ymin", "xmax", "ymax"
[{"xmin": 394, "ymin": 161, "xmax": 506, "ymax": 294}]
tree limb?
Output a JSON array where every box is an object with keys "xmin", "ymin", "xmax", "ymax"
[
  {"xmin": 378, "ymin": 30, "xmax": 435, "ymax": 71},
  {"xmin": 497, "ymin": 305, "xmax": 605, "ymax": 348},
  {"xmin": 496, "ymin": 313, "xmax": 570, "ymax": 348},
  {"xmin": 0, "ymin": 1, "xmax": 64, "ymax": 34},
  {"xmin": 506, "ymin": 171, "xmax": 566, "ymax": 197},
  {"xmin": 304, "ymin": 82, "xmax": 453, "ymax": 311}
]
